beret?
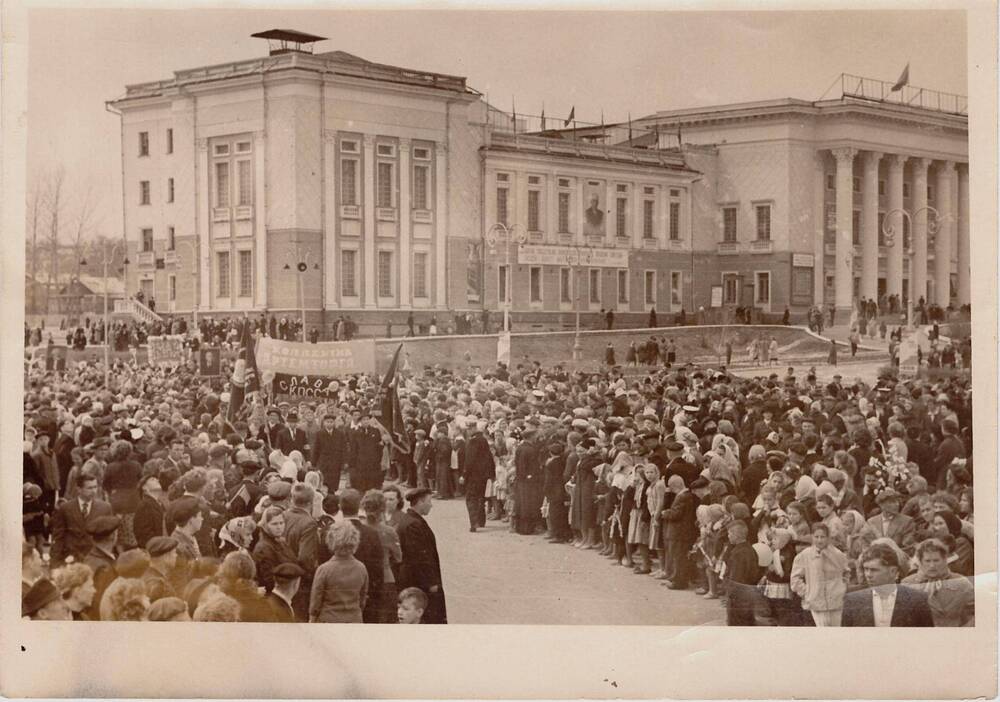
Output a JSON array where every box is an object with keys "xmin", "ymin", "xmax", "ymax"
[
  {"xmin": 115, "ymin": 548, "xmax": 151, "ymax": 578},
  {"xmin": 22, "ymin": 578, "xmax": 62, "ymax": 617},
  {"xmin": 86, "ymin": 515, "xmax": 122, "ymax": 538},
  {"xmin": 147, "ymin": 536, "xmax": 179, "ymax": 558},
  {"xmin": 147, "ymin": 596, "xmax": 188, "ymax": 621},
  {"xmin": 406, "ymin": 487, "xmax": 434, "ymax": 503},
  {"xmin": 273, "ymin": 563, "xmax": 306, "ymax": 580}
]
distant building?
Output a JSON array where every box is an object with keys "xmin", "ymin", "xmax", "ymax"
[{"xmin": 25, "ymin": 274, "xmax": 125, "ymax": 317}]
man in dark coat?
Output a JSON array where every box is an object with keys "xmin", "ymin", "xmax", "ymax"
[
  {"xmin": 350, "ymin": 415, "xmax": 385, "ymax": 494},
  {"xmin": 462, "ymin": 423, "xmax": 495, "ymax": 532},
  {"xmin": 842, "ymin": 544, "xmax": 934, "ymax": 627},
  {"xmin": 259, "ymin": 407, "xmax": 293, "ymax": 454},
  {"xmin": 53, "ymin": 420, "xmax": 76, "ymax": 494},
  {"xmin": 660, "ymin": 475, "xmax": 699, "ymax": 589},
  {"xmin": 514, "ymin": 427, "xmax": 544, "ymax": 535},
  {"xmin": 311, "ymin": 414, "xmax": 349, "ymax": 492},
  {"xmin": 396, "ymin": 488, "xmax": 447, "ymax": 624},
  {"xmin": 266, "ymin": 563, "xmax": 303, "ymax": 623},
  {"xmin": 286, "ymin": 412, "xmax": 310, "ymax": 456},
  {"xmin": 50, "ymin": 473, "xmax": 113, "ymax": 565},
  {"xmin": 340, "ymin": 489, "xmax": 385, "ymax": 624},
  {"xmin": 282, "ymin": 484, "xmax": 319, "ymax": 621},
  {"xmin": 931, "ymin": 419, "xmax": 966, "ymax": 490}
]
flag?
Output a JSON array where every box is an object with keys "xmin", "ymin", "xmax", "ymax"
[
  {"xmin": 540, "ymin": 103, "xmax": 546, "ymax": 131},
  {"xmin": 628, "ymin": 112, "xmax": 633, "ymax": 143},
  {"xmin": 511, "ymin": 96, "xmax": 517, "ymax": 131},
  {"xmin": 677, "ymin": 122, "xmax": 683, "ymax": 145},
  {"xmin": 379, "ymin": 343, "xmax": 410, "ymax": 453},
  {"xmin": 891, "ymin": 62, "xmax": 910, "ymax": 92},
  {"xmin": 564, "ymin": 105, "xmax": 575, "ymax": 127},
  {"xmin": 227, "ymin": 320, "xmax": 260, "ymax": 424}
]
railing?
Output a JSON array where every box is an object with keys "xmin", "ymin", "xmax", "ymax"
[
  {"xmin": 837, "ymin": 73, "xmax": 967, "ymax": 116},
  {"xmin": 717, "ymin": 241, "xmax": 740, "ymax": 255},
  {"xmin": 488, "ymin": 131, "xmax": 685, "ymax": 168},
  {"xmin": 113, "ymin": 298, "xmax": 163, "ymax": 325},
  {"xmin": 485, "ymin": 109, "xmax": 685, "ymax": 149},
  {"xmin": 749, "ymin": 239, "xmax": 773, "ymax": 253}
]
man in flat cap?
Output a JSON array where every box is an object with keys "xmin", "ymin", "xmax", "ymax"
[
  {"xmin": 23, "ymin": 579, "xmax": 71, "ymax": 621},
  {"xmin": 267, "ymin": 562, "xmax": 304, "ymax": 623},
  {"xmin": 50, "ymin": 473, "xmax": 113, "ymax": 566},
  {"xmin": 859, "ymin": 488, "xmax": 916, "ymax": 552},
  {"xmin": 396, "ymin": 488, "xmax": 446, "ymax": 624},
  {"xmin": 143, "ymin": 536, "xmax": 179, "ymax": 602},
  {"xmin": 260, "ymin": 406, "xmax": 293, "ymax": 455}
]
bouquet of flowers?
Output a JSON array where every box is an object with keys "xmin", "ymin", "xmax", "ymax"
[{"xmin": 868, "ymin": 440, "xmax": 912, "ymax": 496}]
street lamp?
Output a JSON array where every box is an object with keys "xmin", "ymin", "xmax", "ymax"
[
  {"xmin": 881, "ymin": 205, "xmax": 949, "ymax": 328},
  {"xmin": 484, "ymin": 223, "xmax": 528, "ymax": 333},
  {"xmin": 284, "ymin": 246, "xmax": 319, "ymax": 342},
  {"xmin": 80, "ymin": 241, "xmax": 130, "ymax": 388},
  {"xmin": 564, "ymin": 243, "xmax": 594, "ymax": 361}
]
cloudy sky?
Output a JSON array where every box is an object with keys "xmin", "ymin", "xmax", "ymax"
[{"xmin": 26, "ymin": 7, "xmax": 967, "ymax": 240}]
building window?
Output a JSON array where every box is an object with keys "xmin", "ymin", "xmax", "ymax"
[
  {"xmin": 237, "ymin": 160, "xmax": 252, "ymax": 206},
  {"xmin": 496, "ymin": 182, "xmax": 509, "ymax": 227},
  {"xmin": 617, "ymin": 270, "xmax": 628, "ymax": 304},
  {"xmin": 498, "ymin": 264, "xmax": 509, "ymax": 303},
  {"xmin": 413, "ymin": 252, "xmax": 428, "ymax": 298},
  {"xmin": 413, "ymin": 147, "xmax": 430, "ymax": 161},
  {"xmin": 237, "ymin": 250, "xmax": 252, "ymax": 297},
  {"xmin": 413, "ymin": 165, "xmax": 429, "ymax": 210},
  {"xmin": 166, "ymin": 178, "xmax": 174, "ymax": 203},
  {"xmin": 215, "ymin": 163, "xmax": 229, "ymax": 207},
  {"xmin": 216, "ymin": 252, "xmax": 230, "ymax": 298},
  {"xmin": 903, "ymin": 216, "xmax": 911, "ymax": 250},
  {"xmin": 529, "ymin": 266, "xmax": 542, "ymax": 303},
  {"xmin": 139, "ymin": 131, "xmax": 149, "ymax": 157},
  {"xmin": 723, "ymin": 274, "xmax": 739, "ymax": 304},
  {"xmin": 644, "ymin": 271, "xmax": 656, "ymax": 305},
  {"xmin": 878, "ymin": 179, "xmax": 886, "ymax": 196},
  {"xmin": 670, "ymin": 271, "xmax": 682, "ymax": 306},
  {"xmin": 877, "ymin": 212, "xmax": 886, "ymax": 246},
  {"xmin": 377, "ymin": 162, "xmax": 394, "ymax": 208},
  {"xmin": 168, "ymin": 275, "xmax": 176, "ymax": 301},
  {"xmin": 341, "ymin": 140, "xmax": 358, "ymax": 154},
  {"xmin": 927, "ymin": 184, "xmax": 934, "ymax": 200},
  {"xmin": 643, "ymin": 200, "xmax": 655, "ymax": 239},
  {"xmin": 756, "ymin": 272, "xmax": 770, "ymax": 304},
  {"xmin": 722, "ymin": 206, "xmax": 738, "ymax": 242},
  {"xmin": 558, "ymin": 192, "xmax": 571, "ymax": 233},
  {"xmin": 235, "ymin": 140, "xmax": 251, "ymax": 155},
  {"xmin": 141, "ymin": 228, "xmax": 153, "ymax": 253},
  {"xmin": 377, "ymin": 143, "xmax": 395, "ymax": 158},
  {"xmin": 528, "ymin": 190, "xmax": 541, "ymax": 231},
  {"xmin": 826, "ymin": 173, "xmax": 835, "ymax": 190},
  {"xmin": 214, "ymin": 144, "xmax": 230, "ymax": 157},
  {"xmin": 852, "ymin": 210, "xmax": 861, "ymax": 245},
  {"xmin": 755, "ymin": 204, "xmax": 771, "ymax": 241},
  {"xmin": 167, "ymin": 226, "xmax": 175, "ymax": 251},
  {"xmin": 669, "ymin": 201, "xmax": 681, "ymax": 240},
  {"xmin": 560, "ymin": 267, "xmax": 571, "ymax": 303},
  {"xmin": 589, "ymin": 269, "xmax": 600, "ymax": 304},
  {"xmin": 341, "ymin": 159, "xmax": 358, "ymax": 206},
  {"xmin": 852, "ymin": 176, "xmax": 861, "ymax": 193},
  {"xmin": 140, "ymin": 181, "xmax": 150, "ymax": 206},
  {"xmin": 166, "ymin": 128, "xmax": 173, "ymax": 155},
  {"xmin": 616, "ymin": 197, "xmax": 628, "ymax": 237},
  {"xmin": 341, "ymin": 250, "xmax": 357, "ymax": 297},
  {"xmin": 903, "ymin": 182, "xmax": 911, "ymax": 198},
  {"xmin": 377, "ymin": 251, "xmax": 393, "ymax": 297}
]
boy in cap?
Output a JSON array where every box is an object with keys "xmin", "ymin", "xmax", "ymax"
[{"xmin": 266, "ymin": 562, "xmax": 305, "ymax": 622}]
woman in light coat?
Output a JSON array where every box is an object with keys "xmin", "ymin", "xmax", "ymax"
[{"xmin": 790, "ymin": 522, "xmax": 849, "ymax": 626}]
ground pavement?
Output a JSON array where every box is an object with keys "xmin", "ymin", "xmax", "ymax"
[{"xmin": 422, "ymin": 497, "xmax": 725, "ymax": 626}]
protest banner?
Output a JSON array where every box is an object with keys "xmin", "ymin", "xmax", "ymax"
[
  {"xmin": 255, "ymin": 338, "xmax": 377, "ymax": 377},
  {"xmin": 148, "ymin": 335, "xmax": 185, "ymax": 366},
  {"xmin": 272, "ymin": 374, "xmax": 342, "ymax": 400}
]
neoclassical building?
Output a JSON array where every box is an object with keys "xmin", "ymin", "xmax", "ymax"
[{"xmin": 109, "ymin": 34, "xmax": 968, "ymax": 333}]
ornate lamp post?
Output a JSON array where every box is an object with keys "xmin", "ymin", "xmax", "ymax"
[
  {"xmin": 283, "ymin": 246, "xmax": 319, "ymax": 341},
  {"xmin": 80, "ymin": 241, "xmax": 130, "ymax": 387},
  {"xmin": 881, "ymin": 205, "xmax": 949, "ymax": 327},
  {"xmin": 564, "ymin": 244, "xmax": 594, "ymax": 361},
  {"xmin": 484, "ymin": 223, "xmax": 528, "ymax": 333}
]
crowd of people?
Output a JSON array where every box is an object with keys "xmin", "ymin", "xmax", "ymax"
[{"xmin": 21, "ymin": 325, "xmax": 975, "ymax": 626}]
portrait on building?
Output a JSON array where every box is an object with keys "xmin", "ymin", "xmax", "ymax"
[{"xmin": 583, "ymin": 180, "xmax": 606, "ymax": 237}]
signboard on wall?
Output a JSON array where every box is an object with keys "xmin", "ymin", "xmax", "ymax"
[
  {"xmin": 792, "ymin": 253, "xmax": 815, "ymax": 268},
  {"xmin": 517, "ymin": 245, "xmax": 629, "ymax": 268},
  {"xmin": 710, "ymin": 285, "xmax": 723, "ymax": 308}
]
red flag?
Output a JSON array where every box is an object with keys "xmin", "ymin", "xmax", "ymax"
[
  {"xmin": 891, "ymin": 63, "xmax": 910, "ymax": 92},
  {"xmin": 227, "ymin": 320, "xmax": 261, "ymax": 424},
  {"xmin": 379, "ymin": 344, "xmax": 410, "ymax": 453},
  {"xmin": 564, "ymin": 105, "xmax": 575, "ymax": 127}
]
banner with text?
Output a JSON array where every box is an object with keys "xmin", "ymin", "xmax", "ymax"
[
  {"xmin": 148, "ymin": 335, "xmax": 185, "ymax": 366},
  {"xmin": 272, "ymin": 374, "xmax": 343, "ymax": 399},
  {"xmin": 255, "ymin": 338, "xmax": 377, "ymax": 377},
  {"xmin": 517, "ymin": 244, "xmax": 629, "ymax": 268}
]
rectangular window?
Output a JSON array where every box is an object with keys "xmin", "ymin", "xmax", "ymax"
[
  {"xmin": 377, "ymin": 144, "xmax": 395, "ymax": 158},
  {"xmin": 927, "ymin": 184, "xmax": 934, "ymax": 200},
  {"xmin": 643, "ymin": 200, "xmax": 655, "ymax": 239},
  {"xmin": 617, "ymin": 270, "xmax": 628, "ymax": 303},
  {"xmin": 167, "ymin": 178, "xmax": 175, "ymax": 203},
  {"xmin": 528, "ymin": 190, "xmax": 541, "ymax": 231},
  {"xmin": 755, "ymin": 204, "xmax": 771, "ymax": 240},
  {"xmin": 235, "ymin": 141, "xmax": 251, "ymax": 154},
  {"xmin": 529, "ymin": 267, "xmax": 542, "ymax": 303},
  {"xmin": 377, "ymin": 162, "xmax": 394, "ymax": 208},
  {"xmin": 237, "ymin": 250, "xmax": 252, "ymax": 297},
  {"xmin": 852, "ymin": 176, "xmax": 861, "ymax": 193},
  {"xmin": 852, "ymin": 210, "xmax": 861, "ymax": 245},
  {"xmin": 166, "ymin": 128, "xmax": 173, "ymax": 155},
  {"xmin": 167, "ymin": 226, "xmax": 176, "ymax": 251},
  {"xmin": 413, "ymin": 252, "xmax": 428, "ymax": 298},
  {"xmin": 496, "ymin": 186, "xmax": 509, "ymax": 227},
  {"xmin": 237, "ymin": 160, "xmax": 252, "ymax": 206},
  {"xmin": 756, "ymin": 272, "xmax": 770, "ymax": 304},
  {"xmin": 341, "ymin": 159, "xmax": 357, "ymax": 206},
  {"xmin": 644, "ymin": 186, "xmax": 656, "ymax": 196},
  {"xmin": 878, "ymin": 179, "xmax": 886, "ymax": 196},
  {"xmin": 215, "ymin": 163, "xmax": 229, "ymax": 207},
  {"xmin": 141, "ymin": 228, "xmax": 153, "ymax": 252},
  {"xmin": 558, "ymin": 178, "xmax": 570, "ymax": 188},
  {"xmin": 616, "ymin": 197, "xmax": 627, "ymax": 237},
  {"xmin": 877, "ymin": 212, "xmax": 886, "ymax": 246},
  {"xmin": 723, "ymin": 274, "xmax": 739, "ymax": 304},
  {"xmin": 413, "ymin": 165, "xmax": 429, "ymax": 210},
  {"xmin": 341, "ymin": 250, "xmax": 357, "ymax": 297},
  {"xmin": 826, "ymin": 173, "xmax": 835, "ymax": 190},
  {"xmin": 671, "ymin": 271, "xmax": 682, "ymax": 306},
  {"xmin": 669, "ymin": 201, "xmax": 681, "ymax": 240},
  {"xmin": 558, "ymin": 192, "xmax": 570, "ymax": 233},
  {"xmin": 139, "ymin": 131, "xmax": 149, "ymax": 157},
  {"xmin": 644, "ymin": 271, "xmax": 656, "ymax": 305},
  {"xmin": 903, "ymin": 182, "xmax": 911, "ymax": 198},
  {"xmin": 378, "ymin": 251, "xmax": 393, "ymax": 297},
  {"xmin": 589, "ymin": 269, "xmax": 601, "ymax": 304},
  {"xmin": 140, "ymin": 181, "xmax": 150, "ymax": 206},
  {"xmin": 498, "ymin": 265, "xmax": 509, "ymax": 303},
  {"xmin": 560, "ymin": 267, "xmax": 571, "ymax": 303},
  {"xmin": 341, "ymin": 140, "xmax": 358, "ymax": 154},
  {"xmin": 168, "ymin": 275, "xmax": 176, "ymax": 301},
  {"xmin": 217, "ymin": 252, "xmax": 230, "ymax": 298},
  {"xmin": 722, "ymin": 207, "xmax": 738, "ymax": 242},
  {"xmin": 214, "ymin": 144, "xmax": 230, "ymax": 157},
  {"xmin": 413, "ymin": 147, "xmax": 430, "ymax": 160}
]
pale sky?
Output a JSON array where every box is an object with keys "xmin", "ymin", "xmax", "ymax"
[{"xmin": 26, "ymin": 8, "xmax": 967, "ymax": 242}]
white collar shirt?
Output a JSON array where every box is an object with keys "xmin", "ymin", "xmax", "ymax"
[{"xmin": 872, "ymin": 586, "xmax": 897, "ymax": 627}]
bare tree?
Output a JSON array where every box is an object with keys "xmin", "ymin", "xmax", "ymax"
[
  {"xmin": 70, "ymin": 183, "xmax": 102, "ymax": 280},
  {"xmin": 44, "ymin": 168, "xmax": 66, "ymax": 313},
  {"xmin": 26, "ymin": 177, "xmax": 48, "ymax": 315}
]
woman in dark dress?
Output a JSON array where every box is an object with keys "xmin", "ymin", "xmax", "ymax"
[
  {"xmin": 563, "ymin": 434, "xmax": 583, "ymax": 545},
  {"xmin": 251, "ymin": 506, "xmax": 298, "ymax": 594}
]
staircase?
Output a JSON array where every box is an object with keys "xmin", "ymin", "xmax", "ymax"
[{"xmin": 112, "ymin": 298, "xmax": 163, "ymax": 325}]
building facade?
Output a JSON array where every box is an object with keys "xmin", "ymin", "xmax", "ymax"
[{"xmin": 110, "ymin": 45, "xmax": 968, "ymax": 334}]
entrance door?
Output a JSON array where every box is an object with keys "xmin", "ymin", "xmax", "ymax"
[
  {"xmin": 722, "ymin": 274, "xmax": 740, "ymax": 305},
  {"xmin": 140, "ymin": 279, "xmax": 155, "ymax": 304}
]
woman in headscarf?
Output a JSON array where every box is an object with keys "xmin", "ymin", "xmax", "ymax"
[
  {"xmin": 814, "ymin": 493, "xmax": 846, "ymax": 551},
  {"xmin": 902, "ymin": 538, "xmax": 975, "ymax": 626},
  {"xmin": 707, "ymin": 454, "xmax": 736, "ymax": 495},
  {"xmin": 218, "ymin": 515, "xmax": 256, "ymax": 556},
  {"xmin": 839, "ymin": 508, "xmax": 867, "ymax": 584},
  {"xmin": 759, "ymin": 527, "xmax": 800, "ymax": 626},
  {"xmin": 930, "ymin": 510, "xmax": 974, "ymax": 577},
  {"xmin": 251, "ymin": 506, "xmax": 297, "ymax": 593},
  {"xmin": 785, "ymin": 500, "xmax": 813, "ymax": 553},
  {"xmin": 303, "ymin": 471, "xmax": 326, "ymax": 518},
  {"xmin": 627, "ymin": 463, "xmax": 656, "ymax": 574}
]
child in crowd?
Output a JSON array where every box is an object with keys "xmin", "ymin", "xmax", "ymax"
[{"xmin": 396, "ymin": 586, "xmax": 427, "ymax": 624}]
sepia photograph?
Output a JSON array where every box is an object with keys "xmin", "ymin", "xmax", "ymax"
[{"xmin": 2, "ymin": 2, "xmax": 997, "ymax": 699}]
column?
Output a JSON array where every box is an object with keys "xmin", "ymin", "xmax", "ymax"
[
  {"xmin": 322, "ymin": 130, "xmax": 338, "ymax": 307},
  {"xmin": 546, "ymin": 171, "xmax": 556, "ymax": 244},
  {"xmin": 832, "ymin": 147, "xmax": 857, "ymax": 314},
  {"xmin": 934, "ymin": 161, "xmax": 955, "ymax": 307},
  {"xmin": 861, "ymin": 151, "xmax": 882, "ymax": 301},
  {"xmin": 196, "ymin": 138, "xmax": 211, "ymax": 311},
  {"xmin": 812, "ymin": 154, "xmax": 826, "ymax": 304},
  {"xmin": 957, "ymin": 164, "xmax": 970, "ymax": 305},
  {"xmin": 576, "ymin": 179, "xmax": 585, "ymax": 245},
  {"xmin": 910, "ymin": 157, "xmax": 930, "ymax": 306},
  {"xmin": 362, "ymin": 135, "xmax": 376, "ymax": 308},
  {"xmin": 885, "ymin": 154, "xmax": 907, "ymax": 300},
  {"xmin": 254, "ymin": 130, "xmax": 268, "ymax": 309},
  {"xmin": 434, "ymin": 143, "xmax": 448, "ymax": 307},
  {"xmin": 398, "ymin": 139, "xmax": 412, "ymax": 308}
]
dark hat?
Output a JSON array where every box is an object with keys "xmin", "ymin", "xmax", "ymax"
[
  {"xmin": 115, "ymin": 548, "xmax": 151, "ymax": 578},
  {"xmin": 147, "ymin": 536, "xmax": 179, "ymax": 558},
  {"xmin": 166, "ymin": 497, "xmax": 201, "ymax": 526},
  {"xmin": 89, "ymin": 436, "xmax": 112, "ymax": 450},
  {"xmin": 147, "ymin": 596, "xmax": 188, "ymax": 622},
  {"xmin": 22, "ymin": 578, "xmax": 62, "ymax": 617},
  {"xmin": 690, "ymin": 476, "xmax": 710, "ymax": 490},
  {"xmin": 287, "ymin": 412, "xmax": 299, "ymax": 422},
  {"xmin": 267, "ymin": 406, "xmax": 281, "ymax": 416},
  {"xmin": 664, "ymin": 441, "xmax": 684, "ymax": 451},
  {"xmin": 406, "ymin": 487, "xmax": 434, "ymax": 503},
  {"xmin": 273, "ymin": 563, "xmax": 306, "ymax": 581},
  {"xmin": 639, "ymin": 428, "xmax": 661, "ymax": 441},
  {"xmin": 267, "ymin": 481, "xmax": 292, "ymax": 500},
  {"xmin": 86, "ymin": 515, "xmax": 122, "ymax": 539}
]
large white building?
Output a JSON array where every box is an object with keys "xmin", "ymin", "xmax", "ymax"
[{"xmin": 109, "ymin": 33, "xmax": 968, "ymax": 334}]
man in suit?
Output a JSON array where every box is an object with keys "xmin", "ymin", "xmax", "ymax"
[
  {"xmin": 350, "ymin": 415, "xmax": 385, "ymax": 494},
  {"xmin": 340, "ymin": 488, "xmax": 385, "ymax": 623},
  {"xmin": 396, "ymin": 488, "xmax": 447, "ymax": 624},
  {"xmin": 282, "ymin": 484, "xmax": 319, "ymax": 621},
  {"xmin": 859, "ymin": 488, "xmax": 916, "ymax": 552},
  {"xmin": 49, "ymin": 473, "xmax": 113, "ymax": 565},
  {"xmin": 286, "ymin": 412, "xmax": 309, "ymax": 455},
  {"xmin": 660, "ymin": 475, "xmax": 699, "ymax": 590},
  {"xmin": 53, "ymin": 420, "xmax": 76, "ymax": 495},
  {"xmin": 932, "ymin": 419, "xmax": 966, "ymax": 490},
  {"xmin": 842, "ymin": 543, "xmax": 934, "ymax": 627},
  {"xmin": 311, "ymin": 414, "xmax": 349, "ymax": 493},
  {"xmin": 259, "ymin": 407, "xmax": 293, "ymax": 454},
  {"xmin": 462, "ymin": 422, "xmax": 495, "ymax": 532},
  {"xmin": 266, "ymin": 563, "xmax": 303, "ymax": 623}
]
